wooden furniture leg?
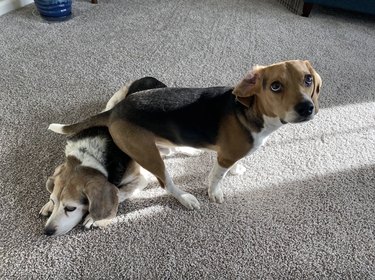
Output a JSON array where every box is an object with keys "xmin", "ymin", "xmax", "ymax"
[{"xmin": 302, "ymin": 2, "xmax": 313, "ymax": 17}]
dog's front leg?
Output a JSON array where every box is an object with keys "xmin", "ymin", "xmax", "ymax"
[
  {"xmin": 39, "ymin": 200, "xmax": 54, "ymax": 216},
  {"xmin": 83, "ymin": 214, "xmax": 97, "ymax": 229},
  {"xmin": 83, "ymin": 215, "xmax": 113, "ymax": 229},
  {"xmin": 208, "ymin": 158, "xmax": 235, "ymax": 203}
]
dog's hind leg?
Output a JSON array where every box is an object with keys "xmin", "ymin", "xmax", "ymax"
[
  {"xmin": 109, "ymin": 121, "xmax": 200, "ymax": 210},
  {"xmin": 117, "ymin": 162, "xmax": 148, "ymax": 202},
  {"xmin": 159, "ymin": 167, "xmax": 200, "ymax": 210}
]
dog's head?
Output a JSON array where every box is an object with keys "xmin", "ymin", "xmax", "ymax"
[
  {"xmin": 233, "ymin": 60, "xmax": 322, "ymax": 124},
  {"xmin": 41, "ymin": 156, "xmax": 118, "ymax": 236}
]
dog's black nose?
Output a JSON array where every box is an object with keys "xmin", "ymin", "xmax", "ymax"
[
  {"xmin": 295, "ymin": 101, "xmax": 314, "ymax": 117},
  {"xmin": 44, "ymin": 227, "xmax": 56, "ymax": 236}
]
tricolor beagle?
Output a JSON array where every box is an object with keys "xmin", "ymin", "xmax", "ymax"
[
  {"xmin": 40, "ymin": 77, "xmax": 167, "ymax": 235},
  {"xmin": 49, "ymin": 60, "xmax": 322, "ymax": 211}
]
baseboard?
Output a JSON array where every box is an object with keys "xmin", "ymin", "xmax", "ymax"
[{"xmin": 0, "ymin": 0, "xmax": 34, "ymax": 16}]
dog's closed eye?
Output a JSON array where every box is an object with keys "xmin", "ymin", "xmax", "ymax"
[{"xmin": 64, "ymin": 206, "xmax": 77, "ymax": 212}]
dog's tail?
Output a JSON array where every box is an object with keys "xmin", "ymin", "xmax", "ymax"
[{"xmin": 48, "ymin": 110, "xmax": 111, "ymax": 135}]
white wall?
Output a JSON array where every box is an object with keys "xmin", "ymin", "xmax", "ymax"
[{"xmin": 0, "ymin": 0, "xmax": 34, "ymax": 16}]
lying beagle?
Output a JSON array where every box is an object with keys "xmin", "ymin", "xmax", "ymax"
[
  {"xmin": 49, "ymin": 60, "xmax": 322, "ymax": 211},
  {"xmin": 40, "ymin": 77, "xmax": 168, "ymax": 236}
]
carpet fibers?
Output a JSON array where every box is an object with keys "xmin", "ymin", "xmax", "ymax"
[{"xmin": 1, "ymin": 0, "xmax": 374, "ymax": 278}]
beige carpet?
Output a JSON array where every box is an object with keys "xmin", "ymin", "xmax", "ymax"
[{"xmin": 1, "ymin": 0, "xmax": 374, "ymax": 278}]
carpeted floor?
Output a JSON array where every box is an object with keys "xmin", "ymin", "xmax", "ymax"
[{"xmin": 1, "ymin": 0, "xmax": 374, "ymax": 278}]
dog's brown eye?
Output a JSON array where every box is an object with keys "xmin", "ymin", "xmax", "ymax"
[
  {"xmin": 270, "ymin": 82, "xmax": 282, "ymax": 93},
  {"xmin": 64, "ymin": 206, "xmax": 76, "ymax": 212},
  {"xmin": 305, "ymin": 75, "xmax": 313, "ymax": 87}
]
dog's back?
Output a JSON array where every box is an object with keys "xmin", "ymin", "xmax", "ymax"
[{"xmin": 115, "ymin": 87, "xmax": 235, "ymax": 147}]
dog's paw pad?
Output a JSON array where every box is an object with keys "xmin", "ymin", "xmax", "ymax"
[
  {"xmin": 179, "ymin": 193, "xmax": 200, "ymax": 210},
  {"xmin": 208, "ymin": 188, "xmax": 224, "ymax": 203}
]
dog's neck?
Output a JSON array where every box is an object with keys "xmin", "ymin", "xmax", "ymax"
[
  {"xmin": 235, "ymin": 95, "xmax": 283, "ymax": 134},
  {"xmin": 65, "ymin": 137, "xmax": 108, "ymax": 177}
]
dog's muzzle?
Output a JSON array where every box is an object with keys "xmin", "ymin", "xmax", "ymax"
[
  {"xmin": 293, "ymin": 101, "xmax": 315, "ymax": 123},
  {"xmin": 295, "ymin": 101, "xmax": 314, "ymax": 118},
  {"xmin": 281, "ymin": 101, "xmax": 315, "ymax": 124}
]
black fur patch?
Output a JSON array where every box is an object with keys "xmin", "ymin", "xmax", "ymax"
[
  {"xmin": 127, "ymin": 77, "xmax": 167, "ymax": 97},
  {"xmin": 80, "ymin": 196, "xmax": 89, "ymax": 205},
  {"xmin": 115, "ymin": 87, "xmax": 248, "ymax": 147}
]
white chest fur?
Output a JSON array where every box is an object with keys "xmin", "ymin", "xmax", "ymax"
[
  {"xmin": 249, "ymin": 116, "xmax": 283, "ymax": 154},
  {"xmin": 65, "ymin": 137, "xmax": 108, "ymax": 177}
]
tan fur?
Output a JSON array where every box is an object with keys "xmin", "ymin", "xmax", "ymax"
[
  {"xmin": 82, "ymin": 172, "xmax": 118, "ymax": 221},
  {"xmin": 216, "ymin": 114, "xmax": 253, "ymax": 168},
  {"xmin": 109, "ymin": 119, "xmax": 168, "ymax": 187},
  {"xmin": 49, "ymin": 156, "xmax": 82, "ymax": 201},
  {"xmin": 233, "ymin": 60, "xmax": 322, "ymax": 121},
  {"xmin": 304, "ymin": 60, "xmax": 322, "ymax": 112},
  {"xmin": 41, "ymin": 156, "xmax": 120, "ymax": 235},
  {"xmin": 46, "ymin": 157, "xmax": 119, "ymax": 219}
]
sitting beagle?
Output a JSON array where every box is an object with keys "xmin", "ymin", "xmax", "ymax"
[
  {"xmin": 40, "ymin": 77, "xmax": 168, "ymax": 236},
  {"xmin": 49, "ymin": 60, "xmax": 322, "ymax": 211}
]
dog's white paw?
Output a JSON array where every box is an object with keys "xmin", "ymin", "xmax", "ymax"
[
  {"xmin": 83, "ymin": 215, "xmax": 113, "ymax": 229},
  {"xmin": 208, "ymin": 188, "xmax": 224, "ymax": 203},
  {"xmin": 178, "ymin": 193, "xmax": 200, "ymax": 210},
  {"xmin": 160, "ymin": 146, "xmax": 203, "ymax": 157},
  {"xmin": 83, "ymin": 215, "xmax": 97, "ymax": 229},
  {"xmin": 39, "ymin": 201, "xmax": 53, "ymax": 216},
  {"xmin": 230, "ymin": 163, "xmax": 246, "ymax": 175},
  {"xmin": 174, "ymin": 147, "xmax": 203, "ymax": 157}
]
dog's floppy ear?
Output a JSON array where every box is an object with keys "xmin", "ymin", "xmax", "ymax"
[
  {"xmin": 46, "ymin": 177, "xmax": 55, "ymax": 193},
  {"xmin": 83, "ymin": 178, "xmax": 119, "ymax": 223},
  {"xmin": 304, "ymin": 60, "xmax": 322, "ymax": 112},
  {"xmin": 233, "ymin": 66, "xmax": 263, "ymax": 107},
  {"xmin": 46, "ymin": 164, "xmax": 64, "ymax": 193}
]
